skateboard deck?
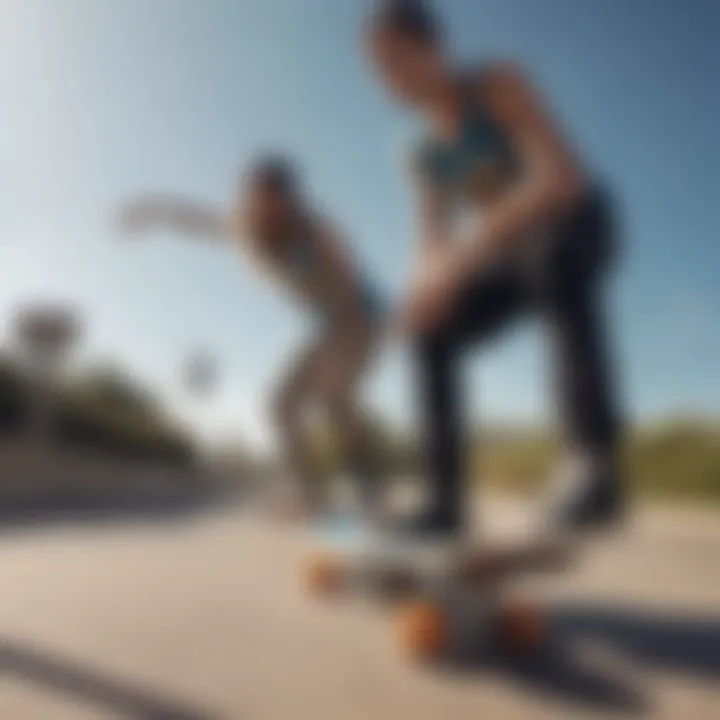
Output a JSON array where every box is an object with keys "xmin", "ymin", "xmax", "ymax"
[{"xmin": 301, "ymin": 515, "xmax": 572, "ymax": 662}]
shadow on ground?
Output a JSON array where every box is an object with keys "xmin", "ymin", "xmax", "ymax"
[
  {"xmin": 0, "ymin": 639, "xmax": 219, "ymax": 719},
  {"xmin": 446, "ymin": 603, "xmax": 720, "ymax": 715}
]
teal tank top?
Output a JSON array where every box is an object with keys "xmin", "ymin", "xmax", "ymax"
[{"xmin": 413, "ymin": 71, "xmax": 519, "ymax": 205}]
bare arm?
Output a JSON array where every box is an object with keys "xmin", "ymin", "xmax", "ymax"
[
  {"xmin": 401, "ymin": 151, "xmax": 456, "ymax": 309},
  {"xmin": 408, "ymin": 148, "xmax": 451, "ymax": 253},
  {"xmin": 462, "ymin": 63, "xmax": 588, "ymax": 265},
  {"xmin": 118, "ymin": 195, "xmax": 231, "ymax": 241}
]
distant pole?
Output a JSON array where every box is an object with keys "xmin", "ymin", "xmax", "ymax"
[
  {"xmin": 183, "ymin": 351, "xmax": 218, "ymax": 402},
  {"xmin": 182, "ymin": 349, "xmax": 220, "ymax": 469}
]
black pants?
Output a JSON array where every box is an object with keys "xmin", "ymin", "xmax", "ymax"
[{"xmin": 415, "ymin": 188, "xmax": 621, "ymax": 522}]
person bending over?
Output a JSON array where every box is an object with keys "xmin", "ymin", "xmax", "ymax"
[
  {"xmin": 120, "ymin": 156, "xmax": 385, "ymax": 517},
  {"xmin": 363, "ymin": 0, "xmax": 624, "ymax": 537}
]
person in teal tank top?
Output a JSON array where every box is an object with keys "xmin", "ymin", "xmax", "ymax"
[
  {"xmin": 118, "ymin": 156, "xmax": 386, "ymax": 518},
  {"xmin": 364, "ymin": 0, "xmax": 625, "ymax": 538}
]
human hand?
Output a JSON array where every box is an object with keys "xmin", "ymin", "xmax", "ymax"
[{"xmin": 399, "ymin": 244, "xmax": 469, "ymax": 336}]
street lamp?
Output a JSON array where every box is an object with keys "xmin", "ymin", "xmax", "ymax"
[{"xmin": 12, "ymin": 303, "xmax": 82, "ymax": 453}]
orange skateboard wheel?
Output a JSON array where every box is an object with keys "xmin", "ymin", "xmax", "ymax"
[
  {"xmin": 395, "ymin": 600, "xmax": 448, "ymax": 662},
  {"xmin": 303, "ymin": 553, "xmax": 344, "ymax": 596}
]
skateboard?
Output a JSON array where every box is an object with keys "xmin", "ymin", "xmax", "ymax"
[{"xmin": 301, "ymin": 515, "xmax": 572, "ymax": 663}]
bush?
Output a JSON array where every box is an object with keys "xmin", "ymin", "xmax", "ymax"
[
  {"xmin": 54, "ymin": 396, "xmax": 194, "ymax": 467},
  {"xmin": 0, "ymin": 357, "xmax": 29, "ymax": 433},
  {"xmin": 626, "ymin": 419, "xmax": 720, "ymax": 501},
  {"xmin": 0, "ymin": 356, "xmax": 194, "ymax": 467},
  {"xmin": 471, "ymin": 421, "xmax": 720, "ymax": 501},
  {"xmin": 473, "ymin": 428, "xmax": 558, "ymax": 493},
  {"xmin": 350, "ymin": 420, "xmax": 720, "ymax": 502}
]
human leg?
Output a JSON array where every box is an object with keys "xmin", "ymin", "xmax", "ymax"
[
  {"xmin": 269, "ymin": 339, "xmax": 327, "ymax": 512},
  {"xmin": 408, "ymin": 263, "xmax": 527, "ymax": 536},
  {"xmin": 526, "ymin": 190, "xmax": 624, "ymax": 529}
]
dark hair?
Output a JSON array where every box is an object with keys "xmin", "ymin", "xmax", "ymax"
[
  {"xmin": 369, "ymin": 0, "xmax": 441, "ymax": 45},
  {"xmin": 245, "ymin": 154, "xmax": 299, "ymax": 196}
]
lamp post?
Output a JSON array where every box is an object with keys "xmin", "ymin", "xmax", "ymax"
[
  {"xmin": 12, "ymin": 304, "xmax": 81, "ymax": 460},
  {"xmin": 181, "ymin": 349, "xmax": 221, "ymax": 490}
]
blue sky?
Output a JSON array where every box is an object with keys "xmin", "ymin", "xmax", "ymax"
[{"xmin": 1, "ymin": 0, "xmax": 718, "ymax": 446}]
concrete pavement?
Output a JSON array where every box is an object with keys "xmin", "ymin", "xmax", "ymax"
[{"xmin": 0, "ymin": 498, "xmax": 718, "ymax": 719}]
